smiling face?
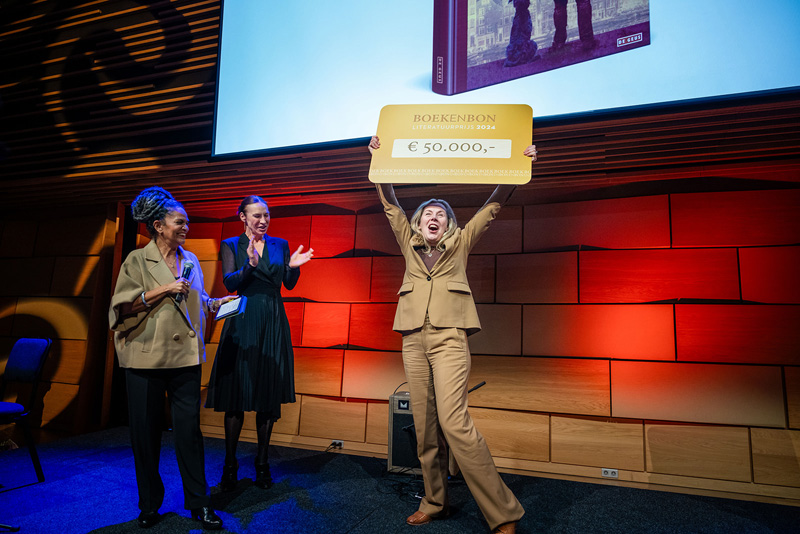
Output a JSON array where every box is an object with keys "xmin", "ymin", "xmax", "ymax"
[
  {"xmin": 240, "ymin": 201, "xmax": 270, "ymax": 238},
  {"xmin": 155, "ymin": 208, "xmax": 189, "ymax": 248},
  {"xmin": 418, "ymin": 204, "xmax": 448, "ymax": 246}
]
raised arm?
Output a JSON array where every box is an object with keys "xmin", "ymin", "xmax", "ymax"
[
  {"xmin": 369, "ymin": 135, "xmax": 402, "ymax": 209},
  {"xmin": 482, "ymin": 144, "xmax": 538, "ymax": 209}
]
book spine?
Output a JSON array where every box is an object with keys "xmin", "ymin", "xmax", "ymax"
[{"xmin": 432, "ymin": 0, "xmax": 462, "ymax": 95}]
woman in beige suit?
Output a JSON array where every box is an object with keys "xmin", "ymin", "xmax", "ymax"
[
  {"xmin": 369, "ymin": 137, "xmax": 537, "ymax": 534},
  {"xmin": 109, "ymin": 186, "xmax": 233, "ymax": 530}
]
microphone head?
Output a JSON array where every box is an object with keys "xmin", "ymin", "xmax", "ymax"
[{"xmin": 181, "ymin": 260, "xmax": 195, "ymax": 277}]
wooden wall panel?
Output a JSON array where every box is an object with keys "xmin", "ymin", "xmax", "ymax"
[
  {"xmin": 183, "ymin": 222, "xmax": 222, "ymax": 261},
  {"xmin": 786, "ymin": 367, "xmax": 800, "ymax": 430},
  {"xmin": 0, "ymin": 258, "xmax": 55, "ymax": 297},
  {"xmin": 676, "ymin": 304, "xmax": 800, "ymax": 365},
  {"xmin": 13, "ymin": 298, "xmax": 92, "ymax": 340},
  {"xmin": 752, "ymin": 428, "xmax": 800, "ymax": 487},
  {"xmin": 298, "ymin": 396, "xmax": 367, "ymax": 442},
  {"xmin": 309, "ymin": 215, "xmax": 356, "ymax": 258},
  {"xmin": 471, "ymin": 407, "xmax": 549, "ymax": 462},
  {"xmin": 35, "ymin": 216, "xmax": 113, "ymax": 257},
  {"xmin": 523, "ymin": 305, "xmax": 675, "ymax": 360},
  {"xmin": 301, "ymin": 303, "xmax": 350, "ymax": 348},
  {"xmin": 466, "ymin": 255, "xmax": 496, "ymax": 304},
  {"xmin": 0, "ymin": 221, "xmax": 34, "ymax": 258},
  {"xmin": 465, "ymin": 206, "xmax": 523, "ymax": 255},
  {"xmin": 200, "ymin": 343, "xmax": 218, "ymax": 388},
  {"xmin": 496, "ymin": 252, "xmax": 578, "ymax": 303},
  {"xmin": 469, "ymin": 356, "xmax": 610, "ymax": 416},
  {"xmin": 354, "ymin": 212, "xmax": 401, "ymax": 256},
  {"xmin": 0, "ymin": 300, "xmax": 17, "ymax": 337},
  {"xmin": 470, "ymin": 305, "xmax": 522, "ymax": 356},
  {"xmin": 199, "ymin": 260, "xmax": 226, "ymax": 297},
  {"xmin": 349, "ymin": 303, "xmax": 402, "ymax": 351},
  {"xmin": 41, "ymin": 382, "xmax": 79, "ymax": 429},
  {"xmin": 671, "ymin": 190, "xmax": 800, "ymax": 247},
  {"xmin": 612, "ymin": 361, "xmax": 785, "ymax": 427},
  {"xmin": 645, "ymin": 424, "xmax": 752, "ymax": 482},
  {"xmin": 366, "ymin": 401, "xmax": 389, "ymax": 445},
  {"xmin": 42, "ymin": 339, "xmax": 87, "ymax": 384},
  {"xmin": 524, "ymin": 195, "xmax": 670, "ymax": 251},
  {"xmin": 50, "ymin": 256, "xmax": 100, "ymax": 298},
  {"xmin": 580, "ymin": 249, "xmax": 740, "ymax": 303},
  {"xmin": 283, "ymin": 301, "xmax": 304, "ymax": 347},
  {"xmin": 740, "ymin": 246, "xmax": 800, "ymax": 304},
  {"xmin": 341, "ymin": 350, "xmax": 405, "ymax": 401},
  {"xmin": 264, "ymin": 216, "xmax": 312, "ymax": 253},
  {"xmin": 551, "ymin": 416, "xmax": 644, "ymax": 471},
  {"xmin": 288, "ymin": 257, "xmax": 372, "ymax": 302},
  {"xmin": 273, "ymin": 396, "xmax": 302, "ymax": 435},
  {"xmin": 293, "ymin": 348, "xmax": 344, "ymax": 397},
  {"xmin": 369, "ymin": 256, "xmax": 405, "ymax": 302}
]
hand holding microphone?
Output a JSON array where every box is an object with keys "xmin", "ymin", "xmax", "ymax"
[{"xmin": 175, "ymin": 260, "xmax": 194, "ymax": 303}]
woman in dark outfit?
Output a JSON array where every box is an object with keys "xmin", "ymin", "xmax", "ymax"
[{"xmin": 205, "ymin": 195, "xmax": 313, "ymax": 490}]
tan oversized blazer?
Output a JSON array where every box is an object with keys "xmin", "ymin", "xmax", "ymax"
[
  {"xmin": 378, "ymin": 185, "xmax": 501, "ymax": 335},
  {"xmin": 109, "ymin": 240, "xmax": 211, "ymax": 369}
]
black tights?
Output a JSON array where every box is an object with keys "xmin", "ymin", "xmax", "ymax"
[{"xmin": 223, "ymin": 411, "xmax": 275, "ymax": 466}]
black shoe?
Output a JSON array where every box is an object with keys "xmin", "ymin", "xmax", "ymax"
[
  {"xmin": 254, "ymin": 462, "xmax": 273, "ymax": 489},
  {"xmin": 191, "ymin": 507, "xmax": 222, "ymax": 530},
  {"xmin": 137, "ymin": 511, "xmax": 160, "ymax": 529},
  {"xmin": 220, "ymin": 459, "xmax": 238, "ymax": 492}
]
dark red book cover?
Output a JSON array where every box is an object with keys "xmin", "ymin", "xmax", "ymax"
[{"xmin": 433, "ymin": 0, "xmax": 651, "ymax": 96}]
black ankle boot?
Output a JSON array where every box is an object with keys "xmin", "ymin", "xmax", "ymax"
[
  {"xmin": 254, "ymin": 461, "xmax": 272, "ymax": 489},
  {"xmin": 220, "ymin": 459, "xmax": 238, "ymax": 492}
]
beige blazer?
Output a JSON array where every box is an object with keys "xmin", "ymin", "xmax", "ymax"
[
  {"xmin": 109, "ymin": 240, "xmax": 210, "ymax": 369},
  {"xmin": 378, "ymin": 185, "xmax": 501, "ymax": 335}
]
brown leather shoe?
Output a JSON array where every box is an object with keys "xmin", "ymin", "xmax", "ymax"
[
  {"xmin": 492, "ymin": 521, "xmax": 517, "ymax": 534},
  {"xmin": 406, "ymin": 511, "xmax": 433, "ymax": 526}
]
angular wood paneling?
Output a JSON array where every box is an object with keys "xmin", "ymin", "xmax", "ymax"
[
  {"xmin": 288, "ymin": 257, "xmax": 372, "ymax": 302},
  {"xmin": 273, "ymin": 396, "xmax": 302, "ymax": 436},
  {"xmin": 0, "ymin": 258, "xmax": 56, "ymax": 297},
  {"xmin": 469, "ymin": 356, "xmax": 610, "ymax": 416},
  {"xmin": 13, "ymin": 298, "xmax": 92, "ymax": 340},
  {"xmin": 293, "ymin": 348, "xmax": 344, "ymax": 397},
  {"xmin": 466, "ymin": 205, "xmax": 523, "ymax": 255},
  {"xmin": 369, "ymin": 256, "xmax": 405, "ymax": 302},
  {"xmin": 580, "ymin": 249, "xmax": 740, "ymax": 303},
  {"xmin": 524, "ymin": 195, "xmax": 670, "ymax": 251},
  {"xmin": 0, "ymin": 220, "xmax": 35, "ymax": 258},
  {"xmin": 496, "ymin": 252, "xmax": 578, "ymax": 303},
  {"xmin": 466, "ymin": 255, "xmax": 496, "ymax": 304},
  {"xmin": 469, "ymin": 305, "xmax": 522, "ymax": 356},
  {"xmin": 523, "ymin": 305, "xmax": 675, "ymax": 360},
  {"xmin": 348, "ymin": 304, "xmax": 401, "ymax": 351},
  {"xmin": 740, "ymin": 246, "xmax": 800, "ymax": 304},
  {"xmin": 42, "ymin": 339, "xmax": 87, "ymax": 385},
  {"xmin": 263, "ymin": 216, "xmax": 312, "ymax": 254},
  {"xmin": 645, "ymin": 424, "xmax": 752, "ymax": 482},
  {"xmin": 200, "ymin": 343, "xmax": 217, "ymax": 387},
  {"xmin": 354, "ymin": 212, "xmax": 402, "ymax": 256},
  {"xmin": 50, "ymin": 257, "xmax": 100, "ymax": 298},
  {"xmin": 309, "ymin": 215, "xmax": 356, "ymax": 258},
  {"xmin": 551, "ymin": 416, "xmax": 644, "ymax": 471},
  {"xmin": 298, "ymin": 396, "xmax": 367, "ymax": 442},
  {"xmin": 471, "ymin": 407, "xmax": 549, "ymax": 462},
  {"xmin": 366, "ymin": 401, "xmax": 389, "ymax": 445},
  {"xmin": 787, "ymin": 367, "xmax": 800, "ymax": 430},
  {"xmin": 199, "ymin": 260, "xmax": 226, "ymax": 297},
  {"xmin": 35, "ymin": 216, "xmax": 114, "ymax": 257},
  {"xmin": 183, "ymin": 222, "xmax": 222, "ymax": 261},
  {"xmin": 283, "ymin": 301, "xmax": 304, "ymax": 347},
  {"xmin": 341, "ymin": 350, "xmax": 405, "ymax": 401},
  {"xmin": 300, "ymin": 303, "xmax": 350, "ymax": 348},
  {"xmin": 671, "ymin": 190, "xmax": 800, "ymax": 247},
  {"xmin": 612, "ymin": 361, "xmax": 785, "ymax": 427},
  {"xmin": 752, "ymin": 428, "xmax": 800, "ymax": 487},
  {"xmin": 41, "ymin": 382, "xmax": 80, "ymax": 428},
  {"xmin": 676, "ymin": 304, "xmax": 800, "ymax": 365},
  {"xmin": 0, "ymin": 299, "xmax": 17, "ymax": 336}
]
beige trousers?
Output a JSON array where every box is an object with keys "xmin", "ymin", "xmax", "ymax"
[{"xmin": 402, "ymin": 320, "xmax": 524, "ymax": 530}]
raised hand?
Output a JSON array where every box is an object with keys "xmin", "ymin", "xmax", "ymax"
[
  {"xmin": 368, "ymin": 136, "xmax": 381, "ymax": 155},
  {"xmin": 289, "ymin": 245, "xmax": 314, "ymax": 268},
  {"xmin": 523, "ymin": 144, "xmax": 538, "ymax": 160},
  {"xmin": 247, "ymin": 236, "xmax": 260, "ymax": 267}
]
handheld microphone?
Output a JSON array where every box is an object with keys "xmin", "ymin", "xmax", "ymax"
[{"xmin": 176, "ymin": 260, "xmax": 194, "ymax": 303}]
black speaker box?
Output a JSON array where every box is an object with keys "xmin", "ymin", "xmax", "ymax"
[{"xmin": 388, "ymin": 391, "xmax": 421, "ymax": 474}]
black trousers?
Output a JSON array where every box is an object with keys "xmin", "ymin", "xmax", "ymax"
[{"xmin": 126, "ymin": 366, "xmax": 210, "ymax": 512}]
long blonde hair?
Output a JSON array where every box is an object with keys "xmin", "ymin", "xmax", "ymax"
[{"xmin": 409, "ymin": 199, "xmax": 458, "ymax": 253}]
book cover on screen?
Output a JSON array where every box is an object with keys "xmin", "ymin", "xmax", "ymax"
[{"xmin": 433, "ymin": 0, "xmax": 650, "ymax": 96}]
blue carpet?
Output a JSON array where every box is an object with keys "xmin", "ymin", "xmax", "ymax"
[{"xmin": 0, "ymin": 427, "xmax": 798, "ymax": 533}]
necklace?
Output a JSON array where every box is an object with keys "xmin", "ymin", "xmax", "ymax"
[{"xmin": 425, "ymin": 251, "xmax": 434, "ymax": 257}]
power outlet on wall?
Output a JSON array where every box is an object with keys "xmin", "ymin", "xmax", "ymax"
[
  {"xmin": 601, "ymin": 468, "xmax": 619, "ymax": 479},
  {"xmin": 330, "ymin": 440, "xmax": 344, "ymax": 450}
]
